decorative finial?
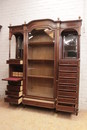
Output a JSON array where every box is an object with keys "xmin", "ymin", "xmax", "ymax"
[
  {"xmin": 78, "ymin": 16, "xmax": 81, "ymax": 20},
  {"xmin": 9, "ymin": 24, "xmax": 11, "ymax": 26},
  {"xmin": 24, "ymin": 21, "xmax": 26, "ymax": 24},
  {"xmin": 57, "ymin": 18, "xmax": 60, "ymax": 21},
  {"xmin": 0, "ymin": 25, "xmax": 2, "ymax": 30}
]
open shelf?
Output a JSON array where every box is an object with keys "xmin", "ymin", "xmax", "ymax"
[
  {"xmin": 27, "ymin": 78, "xmax": 54, "ymax": 98},
  {"xmin": 28, "ymin": 75, "xmax": 54, "ymax": 79},
  {"xmin": 27, "ymin": 64, "xmax": 54, "ymax": 77},
  {"xmin": 27, "ymin": 28, "xmax": 55, "ymax": 99},
  {"xmin": 29, "ymin": 41, "xmax": 54, "ymax": 46},
  {"xmin": 28, "ymin": 59, "xmax": 54, "ymax": 62},
  {"xmin": 28, "ymin": 45, "xmax": 54, "ymax": 60},
  {"xmin": 6, "ymin": 59, "xmax": 23, "ymax": 65}
]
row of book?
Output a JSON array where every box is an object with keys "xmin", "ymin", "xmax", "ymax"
[{"xmin": 12, "ymin": 72, "xmax": 23, "ymax": 77}]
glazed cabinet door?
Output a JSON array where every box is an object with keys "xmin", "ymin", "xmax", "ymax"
[{"xmin": 26, "ymin": 28, "xmax": 55, "ymax": 98}]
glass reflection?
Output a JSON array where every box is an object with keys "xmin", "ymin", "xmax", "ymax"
[
  {"xmin": 28, "ymin": 28, "xmax": 54, "ymax": 43},
  {"xmin": 16, "ymin": 36, "xmax": 23, "ymax": 59},
  {"xmin": 63, "ymin": 34, "xmax": 78, "ymax": 58}
]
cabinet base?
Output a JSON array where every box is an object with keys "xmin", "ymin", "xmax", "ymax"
[{"xmin": 22, "ymin": 97, "xmax": 55, "ymax": 109}]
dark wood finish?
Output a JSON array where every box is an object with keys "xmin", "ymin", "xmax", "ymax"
[
  {"xmin": 5, "ymin": 90, "xmax": 23, "ymax": 97},
  {"xmin": 7, "ymin": 85, "xmax": 23, "ymax": 92},
  {"xmin": 2, "ymin": 77, "xmax": 23, "ymax": 82},
  {"xmin": 56, "ymin": 59, "xmax": 80, "ymax": 115},
  {"xmin": 3, "ymin": 19, "xmax": 82, "ymax": 114},
  {"xmin": 23, "ymin": 97, "xmax": 55, "ymax": 109},
  {"xmin": 56, "ymin": 104, "xmax": 75, "ymax": 113},
  {"xmin": 4, "ymin": 97, "xmax": 22, "ymax": 104},
  {"xmin": 0, "ymin": 25, "xmax": 2, "ymax": 30},
  {"xmin": 6, "ymin": 59, "xmax": 23, "ymax": 64}
]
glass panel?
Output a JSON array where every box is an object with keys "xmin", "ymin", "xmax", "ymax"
[
  {"xmin": 63, "ymin": 33, "xmax": 78, "ymax": 58},
  {"xmin": 27, "ymin": 28, "xmax": 55, "ymax": 98},
  {"xmin": 10, "ymin": 35, "xmax": 16, "ymax": 59},
  {"xmin": 10, "ymin": 34, "xmax": 23, "ymax": 59},
  {"xmin": 16, "ymin": 36, "xmax": 23, "ymax": 59},
  {"xmin": 28, "ymin": 28, "xmax": 54, "ymax": 43}
]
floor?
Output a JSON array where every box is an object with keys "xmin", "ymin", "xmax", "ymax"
[{"xmin": 0, "ymin": 99, "xmax": 87, "ymax": 130}]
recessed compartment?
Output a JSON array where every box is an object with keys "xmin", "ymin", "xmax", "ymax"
[
  {"xmin": 27, "ymin": 78, "xmax": 54, "ymax": 98},
  {"xmin": 26, "ymin": 28, "xmax": 55, "ymax": 99}
]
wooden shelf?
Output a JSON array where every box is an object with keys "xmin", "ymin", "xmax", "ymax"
[
  {"xmin": 28, "ymin": 59, "xmax": 54, "ymax": 63},
  {"xmin": 29, "ymin": 42, "xmax": 54, "ymax": 46},
  {"xmin": 28, "ymin": 75, "xmax": 54, "ymax": 79},
  {"xmin": 6, "ymin": 59, "xmax": 23, "ymax": 65}
]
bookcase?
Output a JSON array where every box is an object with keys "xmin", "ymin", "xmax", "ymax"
[
  {"xmin": 3, "ymin": 19, "xmax": 82, "ymax": 115},
  {"xmin": 2, "ymin": 25, "xmax": 24, "ymax": 104}
]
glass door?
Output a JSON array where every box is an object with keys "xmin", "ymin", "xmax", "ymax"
[{"xmin": 26, "ymin": 28, "xmax": 55, "ymax": 98}]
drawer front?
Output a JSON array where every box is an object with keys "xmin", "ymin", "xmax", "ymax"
[
  {"xmin": 7, "ymin": 85, "xmax": 23, "ymax": 92},
  {"xmin": 5, "ymin": 91, "xmax": 23, "ymax": 97},
  {"xmin": 59, "ymin": 72, "xmax": 77, "ymax": 78},
  {"xmin": 59, "ymin": 78, "xmax": 77, "ymax": 85},
  {"xmin": 4, "ymin": 97, "xmax": 22, "ymax": 104},
  {"xmin": 57, "ymin": 59, "xmax": 79, "ymax": 113},
  {"xmin": 58, "ymin": 85, "xmax": 77, "ymax": 91},
  {"xmin": 58, "ymin": 91, "xmax": 77, "ymax": 98},
  {"xmin": 59, "ymin": 60, "xmax": 78, "ymax": 66},
  {"xmin": 56, "ymin": 104, "xmax": 75, "ymax": 113},
  {"xmin": 59, "ymin": 66, "xmax": 78, "ymax": 72},
  {"xmin": 58, "ymin": 97, "xmax": 77, "ymax": 104}
]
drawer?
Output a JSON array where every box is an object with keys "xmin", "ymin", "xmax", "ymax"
[
  {"xmin": 56, "ymin": 104, "xmax": 75, "ymax": 113},
  {"xmin": 59, "ymin": 66, "xmax": 78, "ymax": 72},
  {"xmin": 59, "ymin": 72, "xmax": 77, "ymax": 78},
  {"xmin": 59, "ymin": 78, "xmax": 77, "ymax": 85},
  {"xmin": 8, "ymin": 81, "xmax": 23, "ymax": 86},
  {"xmin": 59, "ymin": 60, "xmax": 79, "ymax": 66},
  {"xmin": 58, "ymin": 85, "xmax": 77, "ymax": 92},
  {"xmin": 58, "ymin": 97, "xmax": 77, "ymax": 105},
  {"xmin": 58, "ymin": 91, "xmax": 77, "ymax": 98},
  {"xmin": 7, "ymin": 85, "xmax": 23, "ymax": 92},
  {"xmin": 5, "ymin": 91, "xmax": 23, "ymax": 97},
  {"xmin": 4, "ymin": 97, "xmax": 22, "ymax": 104}
]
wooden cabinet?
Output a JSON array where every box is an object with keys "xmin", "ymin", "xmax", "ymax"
[{"xmin": 3, "ymin": 19, "xmax": 82, "ymax": 115}]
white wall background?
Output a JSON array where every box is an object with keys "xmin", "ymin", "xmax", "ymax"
[{"xmin": 0, "ymin": 0, "xmax": 87, "ymax": 109}]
